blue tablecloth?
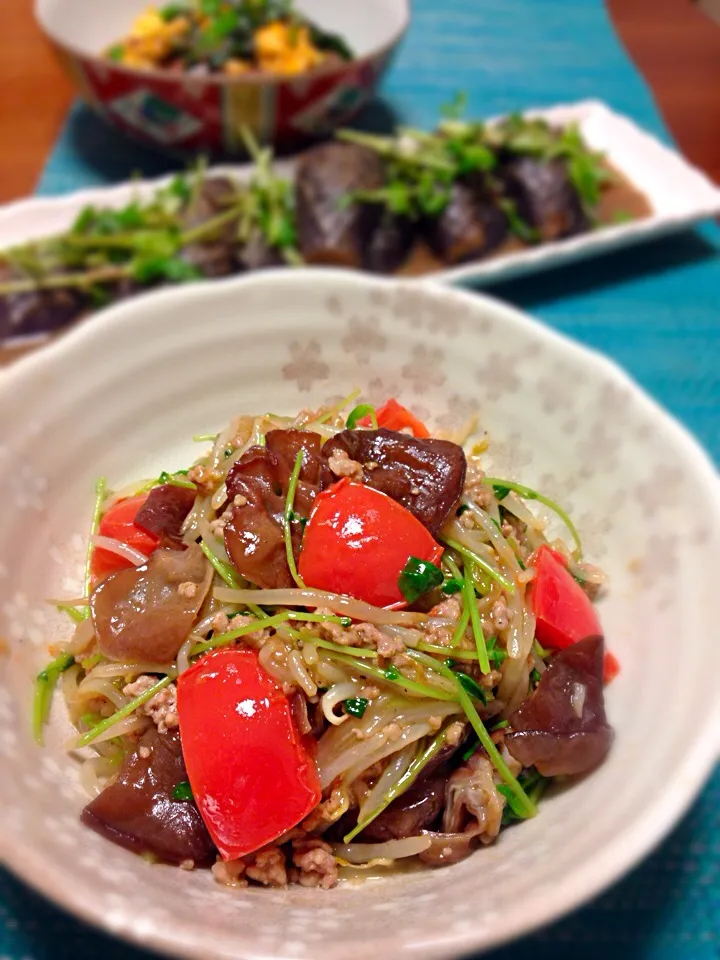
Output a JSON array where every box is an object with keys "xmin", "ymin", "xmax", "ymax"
[{"xmin": 6, "ymin": 1, "xmax": 719, "ymax": 957}]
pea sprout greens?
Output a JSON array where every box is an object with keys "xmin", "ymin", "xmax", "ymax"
[
  {"xmin": 55, "ymin": 602, "xmax": 89, "ymax": 624},
  {"xmin": 33, "ymin": 652, "xmax": 75, "ymax": 744},
  {"xmin": 84, "ymin": 476, "xmax": 106, "ymax": 595},
  {"xmin": 73, "ymin": 675, "xmax": 174, "ymax": 750},
  {"xmin": 343, "ymin": 724, "xmax": 453, "ymax": 842},
  {"xmin": 442, "ymin": 537, "xmax": 516, "ymax": 593},
  {"xmin": 284, "ymin": 450, "xmax": 306, "ymax": 588},
  {"xmin": 199, "ymin": 539, "xmax": 243, "ymax": 588},
  {"xmin": 486, "ymin": 477, "xmax": 582, "ymax": 556},
  {"xmin": 462, "ymin": 560, "xmax": 490, "ymax": 674}
]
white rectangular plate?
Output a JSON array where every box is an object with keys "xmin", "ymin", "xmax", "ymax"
[{"xmin": 1, "ymin": 99, "xmax": 719, "ymax": 351}]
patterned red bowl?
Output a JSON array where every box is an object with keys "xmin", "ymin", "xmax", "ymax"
[{"xmin": 35, "ymin": 0, "xmax": 410, "ymax": 154}]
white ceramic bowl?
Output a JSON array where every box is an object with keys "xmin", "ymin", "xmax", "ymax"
[
  {"xmin": 35, "ymin": 0, "xmax": 409, "ymax": 152},
  {"xmin": 0, "ymin": 271, "xmax": 718, "ymax": 960}
]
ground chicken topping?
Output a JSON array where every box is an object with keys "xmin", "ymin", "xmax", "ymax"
[
  {"xmin": 327, "ymin": 449, "xmax": 364, "ymax": 480},
  {"xmin": 316, "ymin": 611, "xmax": 384, "ymax": 649},
  {"xmin": 187, "ymin": 464, "xmax": 223, "ymax": 495},
  {"xmin": 122, "ymin": 676, "xmax": 179, "ymax": 733},
  {"xmin": 292, "ymin": 839, "xmax": 338, "ymax": 889},
  {"xmin": 245, "ymin": 846, "xmax": 288, "ymax": 887}
]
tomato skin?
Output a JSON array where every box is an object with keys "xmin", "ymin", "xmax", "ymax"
[
  {"xmin": 177, "ymin": 649, "xmax": 321, "ymax": 860},
  {"xmin": 528, "ymin": 545, "xmax": 602, "ymax": 649},
  {"xmin": 298, "ymin": 478, "xmax": 443, "ymax": 607},
  {"xmin": 359, "ymin": 398, "xmax": 430, "ymax": 438},
  {"xmin": 91, "ymin": 495, "xmax": 160, "ymax": 579},
  {"xmin": 603, "ymin": 651, "xmax": 621, "ymax": 684}
]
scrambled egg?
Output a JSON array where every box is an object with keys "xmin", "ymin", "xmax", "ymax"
[
  {"xmin": 119, "ymin": 9, "xmax": 191, "ymax": 70},
  {"xmin": 254, "ymin": 22, "xmax": 324, "ymax": 75},
  {"xmin": 112, "ymin": 6, "xmax": 327, "ymax": 76}
]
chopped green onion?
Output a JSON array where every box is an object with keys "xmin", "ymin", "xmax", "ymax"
[
  {"xmin": 463, "ymin": 560, "xmax": 490, "ymax": 674},
  {"xmin": 284, "ymin": 450, "xmax": 306, "ymax": 589},
  {"xmin": 193, "ymin": 433, "xmax": 218, "ymax": 442},
  {"xmin": 199, "ymin": 540, "xmax": 242, "ymax": 588},
  {"xmin": 398, "ymin": 556, "xmax": 444, "ymax": 604},
  {"xmin": 56, "ymin": 602, "xmax": 90, "ymax": 624},
  {"xmin": 73, "ymin": 675, "xmax": 173, "ymax": 749},
  {"xmin": 343, "ymin": 725, "xmax": 452, "ymax": 842},
  {"xmin": 441, "ymin": 577, "xmax": 463, "ymax": 595},
  {"xmin": 437, "ymin": 661, "xmax": 536, "ymax": 819},
  {"xmin": 343, "ymin": 697, "xmax": 369, "ymax": 718},
  {"xmin": 442, "ymin": 537, "xmax": 516, "ymax": 593},
  {"xmin": 84, "ymin": 476, "xmax": 107, "ymax": 594},
  {"xmin": 484, "ymin": 478, "xmax": 582, "ymax": 556},
  {"xmin": 172, "ymin": 780, "xmax": 194, "ymax": 801},
  {"xmin": 346, "ymin": 404, "xmax": 378, "ymax": 430},
  {"xmin": 491, "ymin": 719, "xmax": 510, "ymax": 731},
  {"xmin": 530, "ymin": 668, "xmax": 542, "ymax": 687},
  {"xmin": 33, "ymin": 652, "xmax": 75, "ymax": 745}
]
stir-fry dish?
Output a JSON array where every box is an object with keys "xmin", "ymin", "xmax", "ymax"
[
  {"xmin": 0, "ymin": 105, "xmax": 649, "ymax": 344},
  {"xmin": 105, "ymin": 0, "xmax": 353, "ymax": 76},
  {"xmin": 36, "ymin": 396, "xmax": 619, "ymax": 887}
]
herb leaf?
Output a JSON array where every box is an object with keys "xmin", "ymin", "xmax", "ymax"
[
  {"xmin": 172, "ymin": 780, "xmax": 194, "ymax": 801},
  {"xmin": 455, "ymin": 670, "xmax": 488, "ymax": 705},
  {"xmin": 343, "ymin": 697, "xmax": 369, "ymax": 718},
  {"xmin": 398, "ymin": 556, "xmax": 444, "ymax": 604}
]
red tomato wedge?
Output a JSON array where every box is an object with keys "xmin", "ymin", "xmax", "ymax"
[
  {"xmin": 91, "ymin": 495, "xmax": 160, "ymax": 580},
  {"xmin": 298, "ymin": 478, "xmax": 443, "ymax": 607},
  {"xmin": 359, "ymin": 398, "xmax": 430, "ymax": 438},
  {"xmin": 177, "ymin": 649, "xmax": 321, "ymax": 860},
  {"xmin": 529, "ymin": 545, "xmax": 620, "ymax": 684},
  {"xmin": 528, "ymin": 545, "xmax": 602, "ymax": 649}
]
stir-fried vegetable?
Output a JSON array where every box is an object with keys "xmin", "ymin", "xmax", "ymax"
[
  {"xmin": 299, "ymin": 478, "xmax": 444, "ymax": 607},
  {"xmin": 90, "ymin": 494, "xmax": 159, "ymax": 580},
  {"xmin": 178, "ymin": 649, "xmax": 321, "ymax": 859},
  {"xmin": 37, "ymin": 395, "xmax": 615, "ymax": 888},
  {"xmin": 32, "ymin": 652, "xmax": 75, "ymax": 744},
  {"xmin": 528, "ymin": 545, "xmax": 600, "ymax": 649}
]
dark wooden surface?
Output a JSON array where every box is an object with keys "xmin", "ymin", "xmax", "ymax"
[{"xmin": 1, "ymin": 0, "xmax": 720, "ymax": 203}]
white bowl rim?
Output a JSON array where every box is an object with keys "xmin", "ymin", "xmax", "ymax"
[
  {"xmin": 1, "ymin": 268, "xmax": 719, "ymax": 960},
  {"xmin": 34, "ymin": 0, "xmax": 411, "ymax": 89}
]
